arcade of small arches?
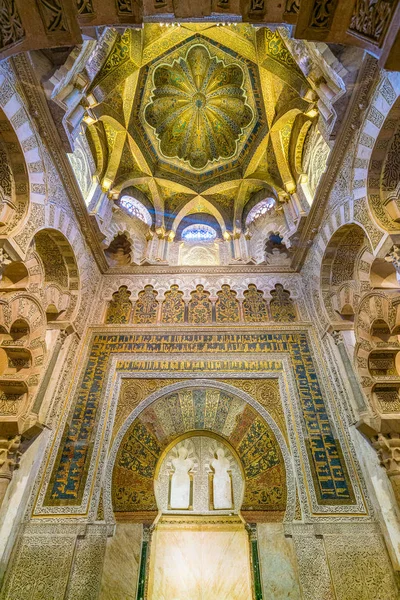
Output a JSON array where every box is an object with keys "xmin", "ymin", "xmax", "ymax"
[{"xmin": 104, "ymin": 282, "xmax": 297, "ymax": 325}]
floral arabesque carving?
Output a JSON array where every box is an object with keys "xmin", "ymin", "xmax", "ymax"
[
  {"xmin": 0, "ymin": 141, "xmax": 12, "ymax": 204},
  {"xmin": 37, "ymin": 0, "xmax": 68, "ymax": 33},
  {"xmin": 270, "ymin": 284, "xmax": 297, "ymax": 322},
  {"xmin": 188, "ymin": 285, "xmax": 212, "ymax": 324},
  {"xmin": 0, "ymin": 0, "xmax": 25, "ymax": 49},
  {"xmin": 215, "ymin": 285, "xmax": 239, "ymax": 323},
  {"xmin": 133, "ymin": 285, "xmax": 158, "ymax": 324},
  {"xmin": 76, "ymin": 0, "xmax": 94, "ymax": 15},
  {"xmin": 309, "ymin": 0, "xmax": 338, "ymax": 30},
  {"xmin": 349, "ymin": 0, "xmax": 396, "ymax": 44},
  {"xmin": 243, "ymin": 284, "xmax": 268, "ymax": 322},
  {"xmin": 105, "ymin": 286, "xmax": 132, "ymax": 324},
  {"xmin": 161, "ymin": 285, "xmax": 185, "ymax": 324}
]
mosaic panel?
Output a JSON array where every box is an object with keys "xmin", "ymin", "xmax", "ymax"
[
  {"xmin": 112, "ymin": 387, "xmax": 287, "ymax": 514},
  {"xmin": 243, "ymin": 285, "xmax": 269, "ymax": 322},
  {"xmin": 44, "ymin": 332, "xmax": 356, "ymax": 508}
]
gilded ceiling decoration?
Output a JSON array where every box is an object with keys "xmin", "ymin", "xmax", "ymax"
[
  {"xmin": 137, "ymin": 34, "xmax": 262, "ymax": 183},
  {"xmin": 144, "ymin": 44, "xmax": 254, "ymax": 170},
  {"xmin": 81, "ymin": 23, "xmax": 320, "ymax": 227}
]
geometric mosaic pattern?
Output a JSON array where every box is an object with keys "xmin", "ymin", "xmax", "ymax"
[
  {"xmin": 45, "ymin": 332, "xmax": 355, "ymax": 507},
  {"xmin": 112, "ymin": 387, "xmax": 287, "ymax": 514}
]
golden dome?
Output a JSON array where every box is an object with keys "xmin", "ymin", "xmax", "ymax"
[{"xmin": 144, "ymin": 45, "xmax": 253, "ymax": 170}]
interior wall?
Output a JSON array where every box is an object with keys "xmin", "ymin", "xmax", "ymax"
[
  {"xmin": 257, "ymin": 523, "xmax": 301, "ymax": 599},
  {"xmin": 99, "ymin": 523, "xmax": 143, "ymax": 600},
  {"xmin": 147, "ymin": 519, "xmax": 253, "ymax": 600}
]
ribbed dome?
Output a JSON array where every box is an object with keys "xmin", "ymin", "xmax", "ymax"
[{"xmin": 145, "ymin": 45, "xmax": 253, "ymax": 170}]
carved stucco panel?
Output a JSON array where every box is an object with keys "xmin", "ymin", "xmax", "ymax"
[
  {"xmin": 2, "ymin": 533, "xmax": 76, "ymax": 600},
  {"xmin": 292, "ymin": 534, "xmax": 335, "ymax": 600},
  {"xmin": 324, "ymin": 533, "xmax": 399, "ymax": 600},
  {"xmin": 65, "ymin": 529, "xmax": 108, "ymax": 600}
]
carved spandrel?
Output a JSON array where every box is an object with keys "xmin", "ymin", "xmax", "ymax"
[{"xmin": 0, "ymin": 1, "xmax": 25, "ymax": 50}]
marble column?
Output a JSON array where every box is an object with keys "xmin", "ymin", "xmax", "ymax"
[{"xmin": 331, "ymin": 330, "xmax": 367, "ymax": 413}]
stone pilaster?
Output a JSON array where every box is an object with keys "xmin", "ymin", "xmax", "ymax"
[{"xmin": 331, "ymin": 330, "xmax": 367, "ymax": 413}]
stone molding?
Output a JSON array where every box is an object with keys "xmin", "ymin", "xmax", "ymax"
[
  {"xmin": 290, "ymin": 54, "xmax": 380, "ymax": 271},
  {"xmin": 10, "ymin": 54, "xmax": 108, "ymax": 272}
]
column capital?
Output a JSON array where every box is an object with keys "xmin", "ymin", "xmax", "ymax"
[
  {"xmin": 0, "ymin": 435, "xmax": 21, "ymax": 481},
  {"xmin": 385, "ymin": 245, "xmax": 400, "ymax": 276},
  {"xmin": 331, "ymin": 330, "xmax": 344, "ymax": 345},
  {"xmin": 373, "ymin": 432, "xmax": 400, "ymax": 477}
]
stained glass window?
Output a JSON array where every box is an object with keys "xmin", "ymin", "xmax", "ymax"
[
  {"xmin": 120, "ymin": 195, "xmax": 152, "ymax": 226},
  {"xmin": 181, "ymin": 224, "xmax": 217, "ymax": 242},
  {"xmin": 245, "ymin": 198, "xmax": 275, "ymax": 226}
]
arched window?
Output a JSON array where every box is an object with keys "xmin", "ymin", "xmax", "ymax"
[
  {"xmin": 119, "ymin": 195, "xmax": 152, "ymax": 226},
  {"xmin": 181, "ymin": 224, "xmax": 217, "ymax": 242},
  {"xmin": 245, "ymin": 198, "xmax": 275, "ymax": 226}
]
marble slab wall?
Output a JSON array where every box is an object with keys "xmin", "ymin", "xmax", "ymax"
[
  {"xmin": 257, "ymin": 523, "xmax": 301, "ymax": 600},
  {"xmin": 147, "ymin": 519, "xmax": 253, "ymax": 600},
  {"xmin": 2, "ymin": 520, "xmax": 400, "ymax": 600},
  {"xmin": 99, "ymin": 523, "xmax": 142, "ymax": 600}
]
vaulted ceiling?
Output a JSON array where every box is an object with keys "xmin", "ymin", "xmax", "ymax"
[{"xmin": 82, "ymin": 23, "xmax": 318, "ymax": 228}]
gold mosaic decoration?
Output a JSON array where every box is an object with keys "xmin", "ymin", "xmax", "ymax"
[
  {"xmin": 112, "ymin": 383, "xmax": 287, "ymax": 515},
  {"xmin": 144, "ymin": 44, "xmax": 253, "ymax": 170}
]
